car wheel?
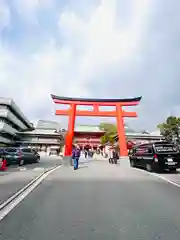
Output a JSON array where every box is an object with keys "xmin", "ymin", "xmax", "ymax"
[
  {"xmin": 130, "ymin": 160, "xmax": 135, "ymax": 167},
  {"xmin": 146, "ymin": 163, "xmax": 152, "ymax": 172},
  {"xmin": 19, "ymin": 159, "xmax": 24, "ymax": 166},
  {"xmin": 170, "ymin": 168, "xmax": 177, "ymax": 173}
]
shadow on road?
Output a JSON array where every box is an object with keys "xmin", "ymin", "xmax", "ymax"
[
  {"xmin": 78, "ymin": 166, "xmax": 88, "ymax": 170},
  {"xmin": 134, "ymin": 166, "xmax": 180, "ymax": 175}
]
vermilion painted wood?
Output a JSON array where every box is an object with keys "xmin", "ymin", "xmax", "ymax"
[
  {"xmin": 51, "ymin": 95, "xmax": 142, "ymax": 157},
  {"xmin": 55, "ymin": 109, "xmax": 137, "ymax": 117},
  {"xmin": 64, "ymin": 104, "xmax": 76, "ymax": 156},
  {"xmin": 116, "ymin": 105, "xmax": 128, "ymax": 156}
]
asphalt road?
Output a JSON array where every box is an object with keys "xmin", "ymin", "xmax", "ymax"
[
  {"xmin": 1, "ymin": 158, "xmax": 180, "ymax": 239},
  {"xmin": 0, "ymin": 156, "xmax": 62, "ymax": 204}
]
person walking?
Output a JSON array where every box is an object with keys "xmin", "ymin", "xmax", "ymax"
[
  {"xmin": 84, "ymin": 149, "xmax": 88, "ymax": 158},
  {"xmin": 112, "ymin": 149, "xmax": 119, "ymax": 164},
  {"xmin": 72, "ymin": 146, "xmax": 81, "ymax": 170}
]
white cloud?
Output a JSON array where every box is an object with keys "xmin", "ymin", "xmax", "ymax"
[
  {"xmin": 0, "ymin": 0, "xmax": 11, "ymax": 31},
  {"xmin": 13, "ymin": 0, "xmax": 53, "ymax": 24},
  {"xmin": 58, "ymin": 0, "xmax": 153, "ymax": 86},
  {"xmin": 0, "ymin": 0, "xmax": 158, "ymax": 128}
]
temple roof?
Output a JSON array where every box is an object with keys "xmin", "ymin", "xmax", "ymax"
[
  {"xmin": 51, "ymin": 94, "xmax": 142, "ymax": 103},
  {"xmin": 75, "ymin": 125, "xmax": 105, "ymax": 133},
  {"xmin": 35, "ymin": 120, "xmax": 61, "ymax": 130},
  {"xmin": 75, "ymin": 124, "xmax": 138, "ymax": 134},
  {"xmin": 19, "ymin": 129, "xmax": 65, "ymax": 136}
]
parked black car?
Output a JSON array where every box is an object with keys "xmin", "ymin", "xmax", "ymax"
[
  {"xmin": 129, "ymin": 141, "xmax": 180, "ymax": 172},
  {"xmin": 4, "ymin": 147, "xmax": 40, "ymax": 166}
]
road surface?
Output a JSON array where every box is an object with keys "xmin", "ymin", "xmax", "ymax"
[
  {"xmin": 1, "ymin": 158, "xmax": 180, "ymax": 239},
  {"xmin": 0, "ymin": 156, "xmax": 62, "ymax": 204}
]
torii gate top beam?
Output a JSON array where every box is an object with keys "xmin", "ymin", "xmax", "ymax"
[{"xmin": 51, "ymin": 94, "xmax": 142, "ymax": 107}]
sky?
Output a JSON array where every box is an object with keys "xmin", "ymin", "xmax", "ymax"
[{"xmin": 0, "ymin": 0, "xmax": 179, "ymax": 131}]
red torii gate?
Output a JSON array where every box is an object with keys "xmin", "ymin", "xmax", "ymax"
[{"xmin": 51, "ymin": 94, "xmax": 141, "ymax": 158}]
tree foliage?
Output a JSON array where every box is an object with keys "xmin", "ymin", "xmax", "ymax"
[
  {"xmin": 157, "ymin": 116, "xmax": 180, "ymax": 142},
  {"xmin": 99, "ymin": 123, "xmax": 117, "ymax": 144}
]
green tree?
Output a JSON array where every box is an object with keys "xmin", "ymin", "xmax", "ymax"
[
  {"xmin": 99, "ymin": 123, "xmax": 117, "ymax": 144},
  {"xmin": 157, "ymin": 116, "xmax": 180, "ymax": 142}
]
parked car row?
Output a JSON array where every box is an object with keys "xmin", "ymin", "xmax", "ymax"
[
  {"xmin": 129, "ymin": 141, "xmax": 180, "ymax": 172},
  {"xmin": 0, "ymin": 147, "xmax": 40, "ymax": 166}
]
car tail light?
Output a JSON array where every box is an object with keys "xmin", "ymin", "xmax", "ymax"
[{"xmin": 154, "ymin": 154, "xmax": 158, "ymax": 162}]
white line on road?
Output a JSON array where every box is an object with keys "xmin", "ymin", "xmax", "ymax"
[
  {"xmin": 19, "ymin": 167, "xmax": 27, "ymax": 171},
  {"xmin": 0, "ymin": 165, "xmax": 61, "ymax": 222},
  {"xmin": 33, "ymin": 167, "xmax": 45, "ymax": 171},
  {"xmin": 134, "ymin": 167, "xmax": 180, "ymax": 188}
]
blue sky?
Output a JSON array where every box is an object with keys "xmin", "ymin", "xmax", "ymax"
[{"xmin": 0, "ymin": 0, "xmax": 179, "ymax": 131}]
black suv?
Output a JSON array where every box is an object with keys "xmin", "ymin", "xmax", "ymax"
[
  {"xmin": 4, "ymin": 147, "xmax": 40, "ymax": 166},
  {"xmin": 129, "ymin": 141, "xmax": 180, "ymax": 172}
]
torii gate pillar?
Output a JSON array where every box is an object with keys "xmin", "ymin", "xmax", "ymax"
[
  {"xmin": 64, "ymin": 104, "xmax": 76, "ymax": 156},
  {"xmin": 116, "ymin": 105, "xmax": 128, "ymax": 156}
]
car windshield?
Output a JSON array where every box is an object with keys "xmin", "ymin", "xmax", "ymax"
[
  {"xmin": 155, "ymin": 144, "xmax": 178, "ymax": 153},
  {"xmin": 5, "ymin": 148, "xmax": 17, "ymax": 153}
]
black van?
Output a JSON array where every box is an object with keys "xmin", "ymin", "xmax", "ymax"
[{"xmin": 129, "ymin": 141, "xmax": 180, "ymax": 172}]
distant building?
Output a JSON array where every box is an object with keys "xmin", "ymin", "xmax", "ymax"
[
  {"xmin": 18, "ymin": 120, "xmax": 65, "ymax": 154},
  {"xmin": 0, "ymin": 98, "xmax": 33, "ymax": 146},
  {"xmin": 34, "ymin": 120, "xmax": 61, "ymax": 131},
  {"xmin": 114, "ymin": 128, "xmax": 165, "ymax": 150},
  {"xmin": 74, "ymin": 125, "xmax": 105, "ymax": 149},
  {"xmin": 73, "ymin": 124, "xmax": 165, "ymax": 151}
]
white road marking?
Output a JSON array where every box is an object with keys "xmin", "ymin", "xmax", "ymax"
[
  {"xmin": 134, "ymin": 167, "xmax": 180, "ymax": 188},
  {"xmin": 33, "ymin": 167, "xmax": 45, "ymax": 172},
  {"xmin": 19, "ymin": 167, "xmax": 27, "ymax": 171},
  {"xmin": 0, "ymin": 165, "xmax": 61, "ymax": 221}
]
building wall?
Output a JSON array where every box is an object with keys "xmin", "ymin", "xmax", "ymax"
[
  {"xmin": 0, "ymin": 99, "xmax": 33, "ymax": 145},
  {"xmin": 20, "ymin": 135, "xmax": 63, "ymax": 145},
  {"xmin": 0, "ymin": 98, "xmax": 32, "ymax": 128},
  {"xmin": 18, "ymin": 130, "xmax": 65, "ymax": 155},
  {"xmin": 0, "ymin": 106, "xmax": 28, "ymax": 130}
]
